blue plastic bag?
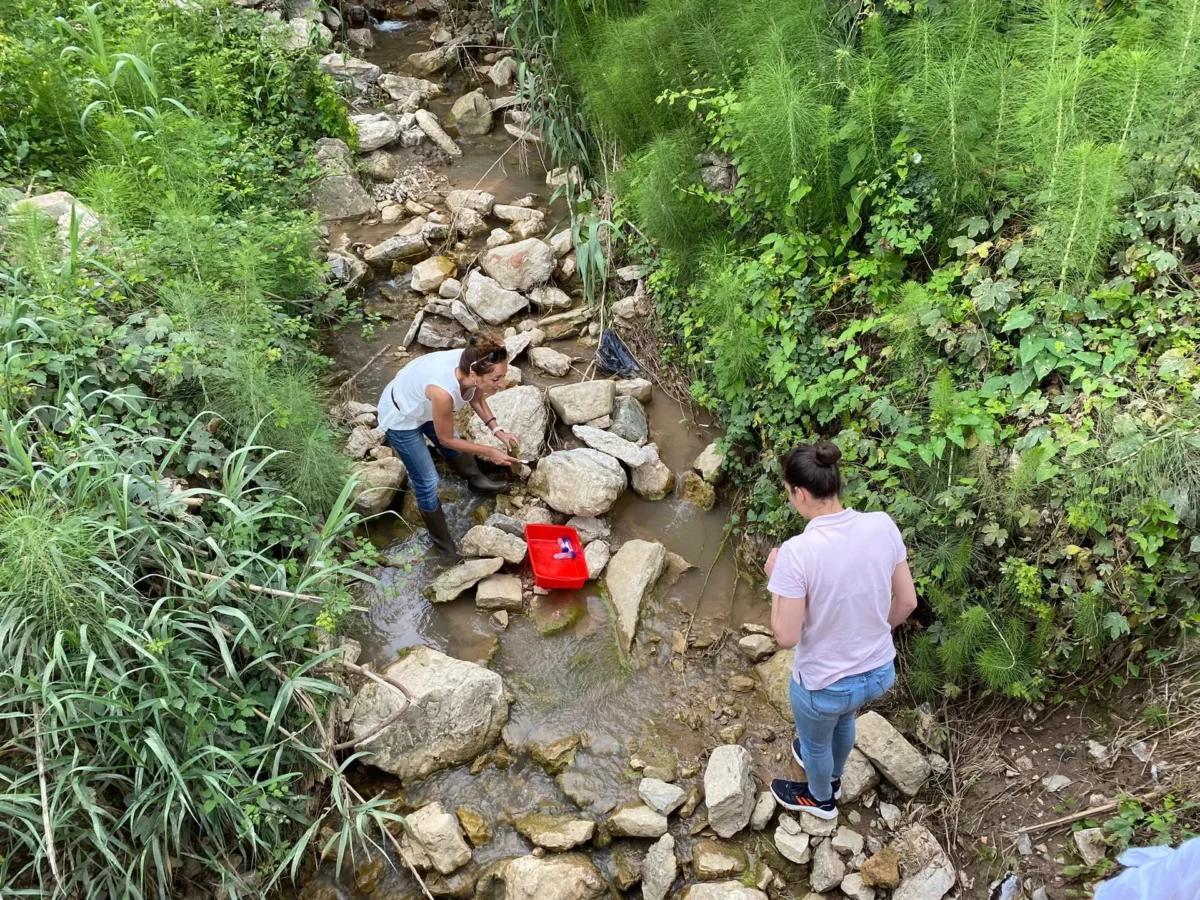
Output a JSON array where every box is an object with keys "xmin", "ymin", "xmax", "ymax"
[
  {"xmin": 1094, "ymin": 837, "xmax": 1200, "ymax": 900},
  {"xmin": 595, "ymin": 329, "xmax": 640, "ymax": 377}
]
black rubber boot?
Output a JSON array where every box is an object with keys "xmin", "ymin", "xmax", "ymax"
[
  {"xmin": 448, "ymin": 453, "xmax": 507, "ymax": 493},
  {"xmin": 419, "ymin": 503, "xmax": 459, "ymax": 556}
]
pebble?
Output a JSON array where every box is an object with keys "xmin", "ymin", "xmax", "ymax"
[
  {"xmin": 1017, "ymin": 833, "xmax": 1034, "ymax": 856},
  {"xmin": 878, "ymin": 802, "xmax": 902, "ymax": 831},
  {"xmin": 491, "ymin": 610, "xmax": 508, "ymax": 629},
  {"xmin": 1041, "ymin": 774, "xmax": 1073, "ymax": 793}
]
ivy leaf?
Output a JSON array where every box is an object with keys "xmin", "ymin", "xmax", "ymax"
[
  {"xmin": 1002, "ymin": 307, "xmax": 1036, "ymax": 332},
  {"xmin": 1104, "ymin": 612, "xmax": 1131, "ymax": 640}
]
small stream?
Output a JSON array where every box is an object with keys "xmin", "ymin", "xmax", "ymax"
[{"xmin": 304, "ymin": 7, "xmax": 809, "ymax": 898}]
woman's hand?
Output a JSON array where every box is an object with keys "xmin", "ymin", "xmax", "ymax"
[
  {"xmin": 494, "ymin": 429, "xmax": 519, "ymax": 454},
  {"xmin": 765, "ymin": 547, "xmax": 779, "ymax": 580},
  {"xmin": 480, "ymin": 445, "xmax": 519, "ymax": 466}
]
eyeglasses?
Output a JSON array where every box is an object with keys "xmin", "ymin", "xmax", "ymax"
[{"xmin": 471, "ymin": 348, "xmax": 508, "ymax": 370}]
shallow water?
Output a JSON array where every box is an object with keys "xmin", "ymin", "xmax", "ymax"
[{"xmin": 311, "ymin": 12, "xmax": 800, "ymax": 898}]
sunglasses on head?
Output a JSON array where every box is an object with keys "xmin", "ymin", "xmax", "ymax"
[{"xmin": 471, "ymin": 347, "xmax": 508, "ymax": 370}]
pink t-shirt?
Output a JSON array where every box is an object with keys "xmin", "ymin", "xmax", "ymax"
[{"xmin": 767, "ymin": 508, "xmax": 907, "ymax": 691}]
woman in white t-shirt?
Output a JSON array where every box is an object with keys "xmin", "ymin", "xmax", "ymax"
[
  {"xmin": 377, "ymin": 335, "xmax": 519, "ymax": 553},
  {"xmin": 765, "ymin": 442, "xmax": 918, "ymax": 818}
]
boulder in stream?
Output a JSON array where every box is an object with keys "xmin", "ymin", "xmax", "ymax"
[
  {"xmin": 347, "ymin": 646, "xmax": 508, "ymax": 780},
  {"xmin": 407, "ymin": 44, "xmax": 458, "ymax": 76},
  {"xmin": 363, "ymin": 233, "xmax": 428, "ymax": 267},
  {"xmin": 641, "ymin": 834, "xmax": 677, "ymax": 900},
  {"xmin": 312, "ymin": 138, "xmax": 374, "ymax": 221},
  {"xmin": 530, "ymin": 346, "xmax": 573, "ymax": 377},
  {"xmin": 692, "ymin": 840, "xmax": 748, "ymax": 880},
  {"xmin": 704, "ymin": 744, "xmax": 755, "ymax": 838},
  {"xmin": 514, "ymin": 813, "xmax": 595, "ymax": 851},
  {"xmin": 475, "ymin": 573, "xmax": 524, "ymax": 610},
  {"xmin": 350, "ymin": 113, "xmax": 400, "ymax": 152},
  {"xmin": 679, "ymin": 470, "xmax": 717, "ymax": 510},
  {"xmin": 481, "ymin": 237, "xmax": 557, "ymax": 291},
  {"xmin": 530, "ymin": 449, "xmax": 627, "ymax": 516},
  {"xmin": 350, "ymin": 457, "xmax": 406, "ymax": 516},
  {"xmin": 548, "ymin": 380, "xmax": 615, "ymax": 425},
  {"xmin": 428, "ymin": 557, "xmax": 505, "ymax": 603},
  {"xmin": 464, "ymin": 271, "xmax": 528, "ymax": 325},
  {"xmin": 502, "ymin": 853, "xmax": 608, "ymax": 900},
  {"xmin": 318, "ymin": 52, "xmax": 381, "ymax": 91},
  {"xmin": 694, "ymin": 441, "xmax": 724, "ymax": 483},
  {"xmin": 459, "ymin": 525, "xmax": 527, "ymax": 565},
  {"xmin": 464, "ymin": 384, "xmax": 548, "ymax": 458},
  {"xmin": 529, "ymin": 284, "xmax": 573, "ymax": 311},
  {"xmin": 399, "ymin": 801, "xmax": 471, "ymax": 874},
  {"xmin": 584, "ymin": 540, "xmax": 610, "ymax": 580},
  {"xmin": 326, "ymin": 249, "xmax": 371, "ymax": 290},
  {"xmin": 379, "ymin": 72, "xmax": 443, "ymax": 100},
  {"xmin": 610, "ymin": 396, "xmax": 649, "ymax": 444},
  {"xmin": 605, "ymin": 539, "xmax": 667, "ymax": 650},
  {"xmin": 446, "ymin": 189, "xmax": 496, "ymax": 215},
  {"xmin": 447, "ymin": 89, "xmax": 494, "ymax": 135},
  {"xmin": 638, "ymin": 778, "xmax": 687, "ymax": 816},
  {"xmin": 414, "ymin": 109, "xmax": 463, "ymax": 159},
  {"xmin": 680, "ymin": 884, "xmax": 767, "ymax": 900},
  {"xmin": 630, "ymin": 444, "xmax": 675, "ymax": 501},
  {"xmin": 417, "ymin": 319, "xmax": 466, "ymax": 350},
  {"xmin": 411, "ymin": 256, "xmax": 457, "ymax": 293},
  {"xmin": 608, "ymin": 802, "xmax": 669, "ymax": 838},
  {"xmin": 571, "ymin": 424, "xmax": 646, "ymax": 467},
  {"xmin": 615, "ymin": 378, "xmax": 653, "ymax": 403},
  {"xmin": 568, "ymin": 516, "xmax": 610, "ymax": 543}
]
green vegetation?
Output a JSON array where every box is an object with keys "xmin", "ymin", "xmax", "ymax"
[
  {"xmin": 501, "ymin": 0, "xmax": 1200, "ymax": 700},
  {"xmin": 1, "ymin": 1, "xmax": 391, "ymax": 896}
]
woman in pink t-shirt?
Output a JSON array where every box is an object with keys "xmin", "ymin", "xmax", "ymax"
[{"xmin": 765, "ymin": 442, "xmax": 918, "ymax": 818}]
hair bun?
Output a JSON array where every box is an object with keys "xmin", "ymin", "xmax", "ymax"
[
  {"xmin": 814, "ymin": 442, "xmax": 842, "ymax": 466},
  {"xmin": 468, "ymin": 333, "xmax": 481, "ymax": 346}
]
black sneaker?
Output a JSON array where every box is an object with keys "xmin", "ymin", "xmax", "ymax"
[
  {"xmin": 791, "ymin": 738, "xmax": 843, "ymax": 799},
  {"xmin": 771, "ymin": 778, "xmax": 838, "ymax": 819}
]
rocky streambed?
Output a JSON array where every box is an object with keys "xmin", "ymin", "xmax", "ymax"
[{"xmin": 289, "ymin": 2, "xmax": 961, "ymax": 899}]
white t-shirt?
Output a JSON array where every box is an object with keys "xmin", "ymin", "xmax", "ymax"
[
  {"xmin": 377, "ymin": 349, "xmax": 475, "ymax": 433},
  {"xmin": 767, "ymin": 508, "xmax": 907, "ymax": 691}
]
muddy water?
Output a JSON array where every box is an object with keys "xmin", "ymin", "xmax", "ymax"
[{"xmin": 312, "ymin": 11, "xmax": 802, "ymax": 899}]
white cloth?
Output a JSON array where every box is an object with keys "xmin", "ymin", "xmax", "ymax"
[
  {"xmin": 377, "ymin": 349, "xmax": 475, "ymax": 432},
  {"xmin": 1095, "ymin": 838, "xmax": 1200, "ymax": 900},
  {"xmin": 766, "ymin": 508, "xmax": 907, "ymax": 691}
]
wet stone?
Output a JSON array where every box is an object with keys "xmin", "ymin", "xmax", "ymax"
[
  {"xmin": 456, "ymin": 808, "xmax": 491, "ymax": 847},
  {"xmin": 750, "ymin": 791, "xmax": 777, "ymax": 831},
  {"xmin": 608, "ymin": 803, "xmax": 669, "ymax": 838},
  {"xmin": 475, "ymin": 573, "xmax": 524, "ymax": 611},
  {"xmin": 513, "ymin": 813, "xmax": 595, "ymax": 851},
  {"xmin": 638, "ymin": 778, "xmax": 687, "ymax": 816},
  {"xmin": 692, "ymin": 840, "xmax": 747, "ymax": 880}
]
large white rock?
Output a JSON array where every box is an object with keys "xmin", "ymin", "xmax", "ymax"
[
  {"xmin": 502, "ymin": 854, "xmax": 607, "ymax": 900},
  {"xmin": 428, "ymin": 557, "xmax": 505, "ymax": 603},
  {"xmin": 615, "ymin": 378, "xmax": 653, "ymax": 403},
  {"xmin": 481, "ymin": 238, "xmax": 556, "ymax": 291},
  {"xmin": 529, "ymin": 285, "xmax": 573, "ymax": 310},
  {"xmin": 475, "ymin": 573, "xmax": 524, "ymax": 610},
  {"xmin": 464, "ymin": 271, "xmax": 528, "ymax": 325},
  {"xmin": 513, "ymin": 814, "xmax": 595, "ymax": 851},
  {"xmin": 530, "ymin": 346, "xmax": 573, "ymax": 377},
  {"xmin": 530, "ymin": 449, "xmax": 627, "ymax": 516},
  {"xmin": 459, "ymin": 525, "xmax": 527, "ymax": 564},
  {"xmin": 704, "ymin": 744, "xmax": 755, "ymax": 838},
  {"xmin": 571, "ymin": 424, "xmax": 647, "ymax": 466},
  {"xmin": 318, "ymin": 52, "xmax": 381, "ymax": 91},
  {"xmin": 605, "ymin": 540, "xmax": 666, "ymax": 649},
  {"xmin": 680, "ymin": 884, "xmax": 767, "ymax": 900},
  {"xmin": 774, "ymin": 816, "xmax": 811, "ymax": 864},
  {"xmin": 641, "ymin": 834, "xmax": 677, "ymax": 900},
  {"xmin": 379, "ymin": 72, "xmax": 442, "ymax": 100},
  {"xmin": 608, "ymin": 803, "xmax": 668, "ymax": 838},
  {"xmin": 351, "ymin": 113, "xmax": 400, "ymax": 152},
  {"xmin": 414, "ymin": 109, "xmax": 463, "ymax": 159},
  {"xmin": 447, "ymin": 89, "xmax": 493, "ymax": 135},
  {"xmin": 401, "ymin": 802, "xmax": 471, "ymax": 874},
  {"xmin": 363, "ymin": 233, "xmax": 427, "ymax": 267},
  {"xmin": 638, "ymin": 778, "xmax": 687, "ymax": 816},
  {"xmin": 410, "ymin": 256, "xmax": 457, "ymax": 293},
  {"xmin": 548, "ymin": 380, "xmax": 615, "ymax": 426},
  {"xmin": 350, "ymin": 457, "xmax": 406, "ymax": 515},
  {"xmin": 584, "ymin": 540, "xmax": 610, "ymax": 580},
  {"xmin": 854, "ymin": 711, "xmax": 931, "ymax": 797},
  {"xmin": 842, "ymin": 748, "xmax": 881, "ymax": 801},
  {"xmin": 465, "ymin": 385, "xmax": 548, "ymax": 459},
  {"xmin": 347, "ymin": 647, "xmax": 508, "ymax": 780},
  {"xmin": 890, "ymin": 824, "xmax": 956, "ymax": 900},
  {"xmin": 446, "ymin": 190, "xmax": 496, "ymax": 216},
  {"xmin": 630, "ymin": 443, "xmax": 674, "ymax": 500},
  {"xmin": 694, "ymin": 441, "xmax": 724, "ymax": 483},
  {"xmin": 809, "ymin": 838, "xmax": 846, "ymax": 892}
]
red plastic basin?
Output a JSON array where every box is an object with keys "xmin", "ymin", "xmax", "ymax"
[{"xmin": 525, "ymin": 524, "xmax": 588, "ymax": 590}]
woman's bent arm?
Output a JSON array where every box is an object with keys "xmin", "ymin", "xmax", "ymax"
[
  {"xmin": 430, "ymin": 390, "xmax": 515, "ymax": 462},
  {"xmin": 888, "ymin": 561, "xmax": 919, "ymax": 628},
  {"xmin": 771, "ymin": 593, "xmax": 806, "ymax": 649}
]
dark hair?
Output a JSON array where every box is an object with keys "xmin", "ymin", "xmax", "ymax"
[
  {"xmin": 460, "ymin": 334, "xmax": 507, "ymax": 374},
  {"xmin": 780, "ymin": 442, "xmax": 842, "ymax": 499}
]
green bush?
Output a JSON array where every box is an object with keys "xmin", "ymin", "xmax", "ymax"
[{"xmin": 503, "ymin": 0, "xmax": 1200, "ymax": 700}]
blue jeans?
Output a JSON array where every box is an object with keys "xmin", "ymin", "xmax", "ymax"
[
  {"xmin": 385, "ymin": 422, "xmax": 459, "ymax": 512},
  {"xmin": 789, "ymin": 660, "xmax": 896, "ymax": 801}
]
